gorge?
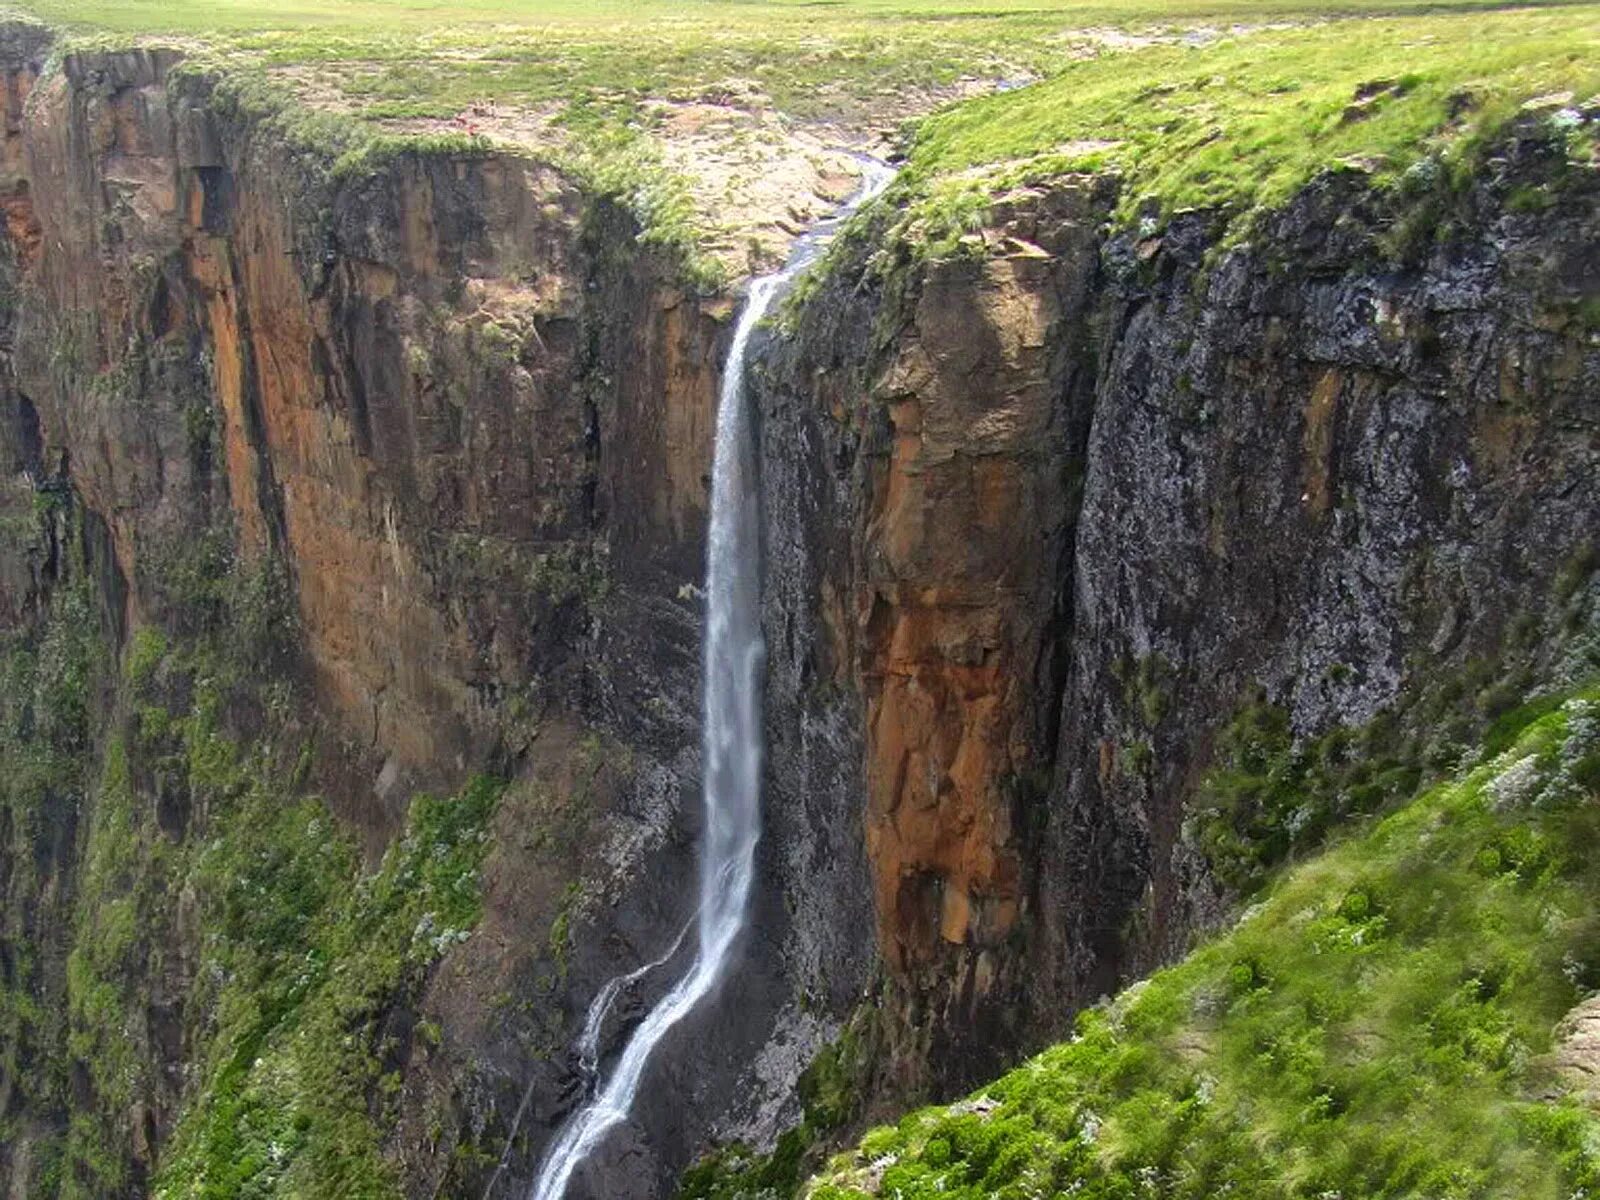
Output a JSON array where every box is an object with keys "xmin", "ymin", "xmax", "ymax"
[
  {"xmin": 0, "ymin": 6, "xmax": 1593, "ymax": 1200},
  {"xmin": 528, "ymin": 161, "xmax": 895, "ymax": 1200}
]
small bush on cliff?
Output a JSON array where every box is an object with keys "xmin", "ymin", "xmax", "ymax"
[
  {"xmin": 808, "ymin": 685, "xmax": 1600, "ymax": 1199},
  {"xmin": 1191, "ymin": 698, "xmax": 1423, "ymax": 896}
]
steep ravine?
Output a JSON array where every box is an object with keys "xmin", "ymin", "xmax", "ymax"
[
  {"xmin": 0, "ymin": 26, "xmax": 840, "ymax": 1200},
  {"xmin": 0, "ymin": 16, "xmax": 1594, "ymax": 1200}
]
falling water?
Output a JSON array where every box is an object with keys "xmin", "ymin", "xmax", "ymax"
[
  {"xmin": 575, "ymin": 913, "xmax": 696, "ymax": 1082},
  {"xmin": 527, "ymin": 158, "xmax": 895, "ymax": 1200},
  {"xmin": 482, "ymin": 918, "xmax": 695, "ymax": 1200}
]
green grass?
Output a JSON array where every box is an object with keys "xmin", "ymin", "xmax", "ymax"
[
  {"xmin": 2, "ymin": 0, "xmax": 1148, "ymax": 129},
  {"xmin": 887, "ymin": 6, "xmax": 1599, "ymax": 248},
  {"xmin": 152, "ymin": 763, "xmax": 503, "ymax": 1200},
  {"xmin": 679, "ymin": 1012, "xmax": 882, "ymax": 1200},
  {"xmin": 8, "ymin": 0, "xmax": 1597, "ymax": 269},
  {"xmin": 807, "ymin": 685, "xmax": 1600, "ymax": 1200},
  {"xmin": 9, "ymin": 0, "xmax": 1596, "ymax": 133},
  {"xmin": 1191, "ymin": 699, "xmax": 1425, "ymax": 897}
]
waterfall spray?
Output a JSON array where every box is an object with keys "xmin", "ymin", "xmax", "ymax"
[{"xmin": 527, "ymin": 159, "xmax": 894, "ymax": 1200}]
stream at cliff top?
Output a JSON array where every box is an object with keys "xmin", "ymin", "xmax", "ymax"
[{"xmin": 524, "ymin": 158, "xmax": 895, "ymax": 1200}]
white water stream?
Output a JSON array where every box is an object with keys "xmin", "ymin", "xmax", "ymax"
[{"xmin": 526, "ymin": 159, "xmax": 894, "ymax": 1200}]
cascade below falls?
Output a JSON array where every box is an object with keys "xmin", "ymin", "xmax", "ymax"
[{"xmin": 524, "ymin": 159, "xmax": 894, "ymax": 1200}]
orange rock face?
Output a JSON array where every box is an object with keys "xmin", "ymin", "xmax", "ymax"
[
  {"xmin": 5, "ymin": 46, "xmax": 727, "ymax": 814},
  {"xmin": 751, "ymin": 182, "xmax": 1111, "ymax": 1093},
  {"xmin": 852, "ymin": 195, "xmax": 1103, "ymax": 983}
]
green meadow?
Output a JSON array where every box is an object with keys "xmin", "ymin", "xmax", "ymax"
[{"xmin": 6, "ymin": 0, "xmax": 1595, "ymax": 260}]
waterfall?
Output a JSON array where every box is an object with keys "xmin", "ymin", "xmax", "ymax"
[
  {"xmin": 482, "ymin": 918, "xmax": 695, "ymax": 1200},
  {"xmin": 575, "ymin": 914, "xmax": 696, "ymax": 1083},
  {"xmin": 527, "ymin": 158, "xmax": 894, "ymax": 1200}
]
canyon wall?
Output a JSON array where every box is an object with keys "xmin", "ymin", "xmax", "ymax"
[
  {"xmin": 0, "ymin": 28, "xmax": 859, "ymax": 1200},
  {"xmin": 15, "ymin": 41, "xmax": 724, "ymax": 798},
  {"xmin": 758, "ymin": 124, "xmax": 1598, "ymax": 1093},
  {"xmin": 0, "ymin": 14, "xmax": 1594, "ymax": 1200}
]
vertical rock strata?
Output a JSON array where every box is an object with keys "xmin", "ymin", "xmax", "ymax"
[
  {"xmin": 12, "ymin": 44, "xmax": 724, "ymax": 791},
  {"xmin": 758, "ymin": 135, "xmax": 1598, "ymax": 1092}
]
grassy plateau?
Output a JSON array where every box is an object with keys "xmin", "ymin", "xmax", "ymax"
[{"xmin": 4, "ymin": 0, "xmax": 1596, "ymax": 267}]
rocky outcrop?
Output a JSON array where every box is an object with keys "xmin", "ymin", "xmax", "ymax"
[
  {"xmin": 1033, "ymin": 147, "xmax": 1598, "ymax": 1034},
  {"xmin": 759, "ymin": 123, "xmax": 1598, "ymax": 1094},
  {"xmin": 758, "ymin": 180, "xmax": 1116, "ymax": 1090},
  {"xmin": 1553, "ymin": 994, "xmax": 1600, "ymax": 1107}
]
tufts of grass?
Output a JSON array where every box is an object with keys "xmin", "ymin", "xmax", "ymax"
[
  {"xmin": 678, "ymin": 1012, "xmax": 882, "ymax": 1200},
  {"xmin": 809, "ymin": 684, "xmax": 1600, "ymax": 1200},
  {"xmin": 1190, "ymin": 699, "xmax": 1426, "ymax": 897},
  {"xmin": 890, "ymin": 8, "xmax": 1598, "ymax": 247}
]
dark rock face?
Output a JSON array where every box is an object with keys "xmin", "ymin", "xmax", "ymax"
[
  {"xmin": 758, "ymin": 131, "xmax": 1598, "ymax": 1095},
  {"xmin": 1039, "ymin": 153, "xmax": 1599, "ymax": 1034}
]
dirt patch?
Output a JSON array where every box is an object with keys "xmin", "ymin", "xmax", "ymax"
[
  {"xmin": 285, "ymin": 77, "xmax": 876, "ymax": 277},
  {"xmin": 644, "ymin": 98, "xmax": 865, "ymax": 273}
]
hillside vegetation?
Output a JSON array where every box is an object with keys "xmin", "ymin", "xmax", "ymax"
[
  {"xmin": 804, "ymin": 688, "xmax": 1600, "ymax": 1199},
  {"xmin": 896, "ymin": 7, "xmax": 1599, "ymax": 236}
]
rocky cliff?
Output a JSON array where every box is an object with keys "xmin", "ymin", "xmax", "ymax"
[
  {"xmin": 757, "ymin": 119, "xmax": 1598, "ymax": 1096},
  {"xmin": 0, "ymin": 15, "xmax": 1594, "ymax": 1200},
  {"xmin": 0, "ymin": 26, "xmax": 838, "ymax": 1200}
]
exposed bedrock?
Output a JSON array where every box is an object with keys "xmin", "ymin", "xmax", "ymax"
[{"xmin": 757, "ymin": 133, "xmax": 1598, "ymax": 1093}]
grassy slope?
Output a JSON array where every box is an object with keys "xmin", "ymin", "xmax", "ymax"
[
  {"xmin": 893, "ymin": 6, "xmax": 1600, "ymax": 235},
  {"xmin": 807, "ymin": 688, "xmax": 1600, "ymax": 1200}
]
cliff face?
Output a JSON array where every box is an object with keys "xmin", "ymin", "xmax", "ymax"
[
  {"xmin": 758, "ymin": 125, "xmax": 1598, "ymax": 1093},
  {"xmin": 14, "ymin": 43, "xmax": 724, "ymax": 795},
  {"xmin": 0, "ymin": 31, "xmax": 840, "ymax": 1200},
  {"xmin": 0, "ymin": 16, "xmax": 1595, "ymax": 1200},
  {"xmin": 1035, "ymin": 149, "xmax": 1597, "ymax": 1044}
]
